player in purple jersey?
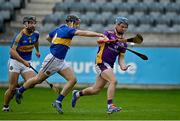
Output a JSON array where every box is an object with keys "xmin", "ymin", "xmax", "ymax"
[
  {"xmin": 2, "ymin": 16, "xmax": 40, "ymax": 112},
  {"xmin": 15, "ymin": 14, "xmax": 106, "ymax": 114},
  {"xmin": 72, "ymin": 16, "xmax": 130, "ymax": 114}
]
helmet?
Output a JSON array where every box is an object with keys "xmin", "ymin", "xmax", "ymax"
[
  {"xmin": 115, "ymin": 16, "xmax": 128, "ymax": 26},
  {"xmin": 65, "ymin": 14, "xmax": 80, "ymax": 23},
  {"xmin": 23, "ymin": 16, "xmax": 36, "ymax": 24}
]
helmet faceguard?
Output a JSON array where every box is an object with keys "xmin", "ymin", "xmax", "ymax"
[
  {"xmin": 23, "ymin": 16, "xmax": 36, "ymax": 33},
  {"xmin": 23, "ymin": 16, "xmax": 37, "ymax": 24}
]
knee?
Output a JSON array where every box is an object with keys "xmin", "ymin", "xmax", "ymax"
[
  {"xmin": 33, "ymin": 75, "xmax": 43, "ymax": 84},
  {"xmin": 8, "ymin": 85, "xmax": 16, "ymax": 93},
  {"xmin": 68, "ymin": 77, "xmax": 77, "ymax": 85},
  {"xmin": 71, "ymin": 78, "xmax": 77, "ymax": 85},
  {"xmin": 109, "ymin": 80, "xmax": 117, "ymax": 85}
]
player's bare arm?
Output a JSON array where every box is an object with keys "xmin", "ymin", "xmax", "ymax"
[
  {"xmin": 118, "ymin": 53, "xmax": 130, "ymax": 71},
  {"xmin": 34, "ymin": 41, "xmax": 40, "ymax": 58},
  {"xmin": 10, "ymin": 44, "xmax": 30, "ymax": 67},
  {"xmin": 46, "ymin": 35, "xmax": 53, "ymax": 43},
  {"xmin": 75, "ymin": 30, "xmax": 105, "ymax": 38}
]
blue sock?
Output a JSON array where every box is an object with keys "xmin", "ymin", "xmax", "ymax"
[
  {"xmin": 56, "ymin": 94, "xmax": 65, "ymax": 103},
  {"xmin": 18, "ymin": 86, "xmax": 26, "ymax": 94}
]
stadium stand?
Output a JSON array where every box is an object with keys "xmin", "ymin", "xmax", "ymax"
[
  {"xmin": 48, "ymin": 0, "xmax": 180, "ymax": 34},
  {"xmin": 0, "ymin": 0, "xmax": 25, "ymax": 33},
  {"xmin": 0, "ymin": 0, "xmax": 180, "ymax": 46}
]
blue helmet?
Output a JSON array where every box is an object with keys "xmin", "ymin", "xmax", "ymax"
[{"xmin": 115, "ymin": 16, "xmax": 128, "ymax": 26}]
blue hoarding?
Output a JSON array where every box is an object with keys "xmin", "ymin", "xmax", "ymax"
[{"xmin": 0, "ymin": 45, "xmax": 180, "ymax": 85}]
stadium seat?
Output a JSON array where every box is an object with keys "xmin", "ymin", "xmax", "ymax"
[
  {"xmin": 151, "ymin": 24, "xmax": 169, "ymax": 33},
  {"xmin": 115, "ymin": 3, "xmax": 133, "ymax": 14},
  {"xmin": 132, "ymin": 3, "xmax": 149, "ymax": 14},
  {"xmin": 79, "ymin": 23, "xmax": 88, "ymax": 30},
  {"xmin": 69, "ymin": 2, "xmax": 86, "ymax": 13},
  {"xmin": 138, "ymin": 15, "xmax": 154, "ymax": 26},
  {"xmin": 128, "ymin": 15, "xmax": 140, "ymax": 26},
  {"xmin": 80, "ymin": 0, "xmax": 91, "ymax": 3},
  {"xmin": 104, "ymin": 23, "xmax": 114, "ymax": 31},
  {"xmin": 85, "ymin": 3, "xmax": 101, "ymax": 13},
  {"xmin": 136, "ymin": 24, "xmax": 152, "ymax": 33},
  {"xmin": 63, "ymin": 0, "xmax": 75, "ymax": 3},
  {"xmin": 53, "ymin": 12, "xmax": 66, "ymax": 25},
  {"xmin": 80, "ymin": 13, "xmax": 94, "ymax": 26},
  {"xmin": 169, "ymin": 24, "xmax": 180, "ymax": 33},
  {"xmin": 0, "ymin": 2, "xmax": 14, "ymax": 20},
  {"xmin": 42, "ymin": 14, "xmax": 59, "ymax": 25},
  {"xmin": 0, "ymin": 16, "xmax": 5, "ymax": 33},
  {"xmin": 96, "ymin": 0, "xmax": 107, "ymax": 3},
  {"xmin": 107, "ymin": 15, "xmax": 116, "ymax": 24},
  {"xmin": 147, "ymin": 2, "xmax": 165, "ymax": 14},
  {"xmin": 143, "ymin": 0, "xmax": 156, "ymax": 3},
  {"xmin": 171, "ymin": 16, "xmax": 180, "ymax": 25},
  {"xmin": 0, "ymin": 0, "xmax": 4, "ymax": 3},
  {"xmin": 9, "ymin": 0, "xmax": 21, "ymax": 9},
  {"xmin": 152, "ymin": 15, "xmax": 171, "ymax": 27},
  {"xmin": 39, "ymin": 23, "xmax": 55, "ymax": 33},
  {"xmin": 53, "ymin": 2, "xmax": 70, "ymax": 13},
  {"xmin": 88, "ymin": 24, "xmax": 104, "ymax": 32},
  {"xmin": 126, "ymin": 24, "xmax": 136, "ymax": 33},
  {"xmin": 149, "ymin": 11, "xmax": 161, "ymax": 18},
  {"xmin": 101, "ymin": 3, "xmax": 116, "ymax": 13},
  {"xmin": 159, "ymin": 0, "xmax": 170, "ymax": 4},
  {"xmin": 128, "ymin": 0, "xmax": 139, "ymax": 3},
  {"xmin": 164, "ymin": 3, "xmax": 180, "ymax": 14},
  {"xmin": 111, "ymin": 0, "xmax": 123, "ymax": 3}
]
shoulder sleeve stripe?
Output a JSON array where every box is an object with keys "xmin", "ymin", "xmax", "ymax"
[{"xmin": 14, "ymin": 31, "xmax": 23, "ymax": 43}]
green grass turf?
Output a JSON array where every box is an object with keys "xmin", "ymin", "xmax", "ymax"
[{"xmin": 0, "ymin": 87, "xmax": 180, "ymax": 120}]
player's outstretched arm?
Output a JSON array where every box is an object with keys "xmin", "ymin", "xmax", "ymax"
[{"xmin": 75, "ymin": 30, "xmax": 105, "ymax": 38}]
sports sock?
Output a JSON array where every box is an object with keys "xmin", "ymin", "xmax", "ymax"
[
  {"xmin": 3, "ymin": 105, "xmax": 9, "ymax": 108},
  {"xmin": 56, "ymin": 94, "xmax": 65, "ymax": 103},
  {"xmin": 107, "ymin": 99, "xmax": 113, "ymax": 108},
  {"xmin": 18, "ymin": 86, "xmax": 26, "ymax": 94},
  {"xmin": 76, "ymin": 91, "xmax": 83, "ymax": 98}
]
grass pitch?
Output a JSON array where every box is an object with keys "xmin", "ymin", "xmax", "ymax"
[{"xmin": 0, "ymin": 87, "xmax": 180, "ymax": 120}]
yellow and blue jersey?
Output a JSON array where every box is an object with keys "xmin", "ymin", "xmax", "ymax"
[
  {"xmin": 10, "ymin": 29, "xmax": 39, "ymax": 61},
  {"xmin": 49, "ymin": 25, "xmax": 77, "ymax": 59}
]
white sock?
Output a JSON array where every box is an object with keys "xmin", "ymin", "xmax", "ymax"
[{"xmin": 76, "ymin": 91, "xmax": 80, "ymax": 98}]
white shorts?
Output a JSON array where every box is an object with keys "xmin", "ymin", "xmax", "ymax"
[
  {"xmin": 8, "ymin": 58, "xmax": 33, "ymax": 74},
  {"xmin": 40, "ymin": 53, "xmax": 70, "ymax": 76}
]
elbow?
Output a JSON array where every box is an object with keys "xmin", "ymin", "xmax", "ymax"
[
  {"xmin": 9, "ymin": 48, "xmax": 14, "ymax": 55},
  {"xmin": 9, "ymin": 48, "xmax": 16, "ymax": 57}
]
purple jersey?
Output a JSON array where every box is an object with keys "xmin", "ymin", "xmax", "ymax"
[{"xmin": 95, "ymin": 30, "xmax": 127, "ymax": 67}]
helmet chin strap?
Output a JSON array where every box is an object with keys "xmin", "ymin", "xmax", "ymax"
[
  {"xmin": 25, "ymin": 26, "xmax": 35, "ymax": 34},
  {"xmin": 115, "ymin": 27, "xmax": 124, "ymax": 35}
]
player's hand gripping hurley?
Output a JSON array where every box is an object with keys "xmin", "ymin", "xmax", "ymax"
[
  {"xmin": 29, "ymin": 65, "xmax": 60, "ymax": 94},
  {"xmin": 97, "ymin": 34, "xmax": 143, "ymax": 44}
]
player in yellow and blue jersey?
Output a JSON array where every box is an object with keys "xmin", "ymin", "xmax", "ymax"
[
  {"xmin": 15, "ymin": 14, "xmax": 106, "ymax": 114},
  {"xmin": 2, "ymin": 16, "xmax": 40, "ymax": 112}
]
